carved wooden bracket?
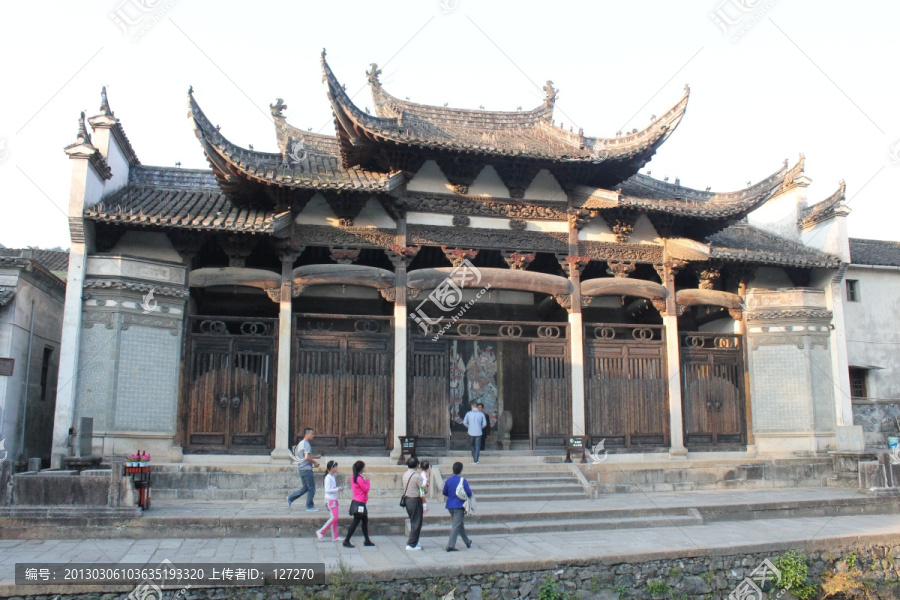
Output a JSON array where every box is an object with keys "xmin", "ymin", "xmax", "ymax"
[
  {"xmin": 509, "ymin": 219, "xmax": 527, "ymax": 231},
  {"xmin": 606, "ymin": 260, "xmax": 636, "ymax": 278},
  {"xmin": 329, "ymin": 247, "xmax": 361, "ymax": 264},
  {"xmin": 218, "ymin": 234, "xmax": 258, "ymax": 267},
  {"xmin": 272, "ymin": 238, "xmax": 305, "ymax": 262},
  {"xmin": 452, "ymin": 215, "xmax": 471, "ymax": 227},
  {"xmin": 611, "ymin": 212, "xmax": 639, "ymax": 243},
  {"xmin": 696, "ymin": 265, "xmax": 722, "ymax": 290},
  {"xmin": 567, "ymin": 208, "xmax": 595, "ymax": 231},
  {"xmin": 554, "ymin": 294, "xmax": 573, "ymax": 311},
  {"xmin": 653, "ymin": 258, "xmax": 687, "ymax": 284},
  {"xmin": 379, "ymin": 287, "xmax": 397, "ymax": 302},
  {"xmin": 501, "ymin": 250, "xmax": 537, "ymax": 270},
  {"xmin": 441, "ymin": 247, "xmax": 479, "ymax": 267},
  {"xmin": 559, "ymin": 255, "xmax": 590, "ymax": 275},
  {"xmin": 386, "ymin": 244, "xmax": 420, "ymax": 267},
  {"xmin": 324, "ymin": 192, "xmax": 365, "ymax": 228},
  {"xmin": 168, "ymin": 231, "xmax": 207, "ymax": 261}
]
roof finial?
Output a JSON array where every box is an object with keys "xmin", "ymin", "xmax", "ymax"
[
  {"xmin": 76, "ymin": 111, "xmax": 91, "ymax": 145},
  {"xmin": 543, "ymin": 81, "xmax": 557, "ymax": 105},
  {"xmin": 366, "ymin": 63, "xmax": 382, "ymax": 85},
  {"xmin": 188, "ymin": 85, "xmax": 193, "ymax": 95},
  {"xmin": 270, "ymin": 98, "xmax": 287, "ymax": 118},
  {"xmin": 99, "ymin": 86, "xmax": 112, "ymax": 116},
  {"xmin": 322, "ymin": 48, "xmax": 327, "ymax": 58}
]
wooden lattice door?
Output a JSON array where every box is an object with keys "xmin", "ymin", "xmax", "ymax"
[{"xmin": 680, "ymin": 332, "xmax": 746, "ymax": 447}]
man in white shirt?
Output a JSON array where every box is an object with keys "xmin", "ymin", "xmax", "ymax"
[{"xmin": 462, "ymin": 403, "xmax": 487, "ymax": 464}]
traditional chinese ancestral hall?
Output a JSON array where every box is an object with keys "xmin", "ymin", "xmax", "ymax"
[{"xmin": 51, "ymin": 52, "xmax": 861, "ymax": 466}]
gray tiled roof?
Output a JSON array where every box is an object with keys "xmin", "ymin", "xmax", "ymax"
[
  {"xmin": 86, "ymin": 178, "xmax": 282, "ymax": 233},
  {"xmin": 850, "ymin": 238, "xmax": 900, "ymax": 267},
  {"xmin": 707, "ymin": 223, "xmax": 841, "ymax": 268},
  {"xmin": 0, "ymin": 286, "xmax": 14, "ymax": 307},
  {"xmin": 0, "ymin": 249, "xmax": 69, "ymax": 274},
  {"xmin": 322, "ymin": 54, "xmax": 688, "ymax": 163}
]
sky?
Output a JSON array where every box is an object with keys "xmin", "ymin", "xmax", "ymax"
[{"xmin": 0, "ymin": 0, "xmax": 898, "ymax": 250}]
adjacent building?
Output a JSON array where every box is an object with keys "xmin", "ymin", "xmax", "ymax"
[{"xmin": 0, "ymin": 248, "xmax": 67, "ymax": 466}]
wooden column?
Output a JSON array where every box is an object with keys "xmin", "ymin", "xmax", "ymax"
[
  {"xmin": 735, "ymin": 270, "xmax": 757, "ymax": 455},
  {"xmin": 271, "ymin": 239, "xmax": 303, "ymax": 463},
  {"xmin": 658, "ymin": 244, "xmax": 688, "ymax": 458},
  {"xmin": 567, "ymin": 210, "xmax": 587, "ymax": 438},
  {"xmin": 390, "ymin": 216, "xmax": 409, "ymax": 460}
]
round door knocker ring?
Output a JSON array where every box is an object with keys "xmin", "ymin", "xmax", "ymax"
[
  {"xmin": 241, "ymin": 321, "xmax": 269, "ymax": 336},
  {"xmin": 457, "ymin": 323, "xmax": 480, "ymax": 337},
  {"xmin": 200, "ymin": 320, "xmax": 228, "ymax": 335},
  {"xmin": 595, "ymin": 327, "xmax": 615, "ymax": 340},
  {"xmin": 686, "ymin": 336, "xmax": 705, "ymax": 348},
  {"xmin": 354, "ymin": 319, "xmax": 380, "ymax": 333},
  {"xmin": 499, "ymin": 325, "xmax": 523, "ymax": 338},
  {"xmin": 632, "ymin": 328, "xmax": 653, "ymax": 341},
  {"xmin": 537, "ymin": 326, "xmax": 561, "ymax": 338}
]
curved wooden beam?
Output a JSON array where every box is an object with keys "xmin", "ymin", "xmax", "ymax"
[
  {"xmin": 407, "ymin": 267, "xmax": 572, "ymax": 297},
  {"xmin": 676, "ymin": 288, "xmax": 743, "ymax": 310},
  {"xmin": 292, "ymin": 264, "xmax": 395, "ymax": 290},
  {"xmin": 189, "ymin": 267, "xmax": 281, "ymax": 290},
  {"xmin": 581, "ymin": 278, "xmax": 667, "ymax": 300}
]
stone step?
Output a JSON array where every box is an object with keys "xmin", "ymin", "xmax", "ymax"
[
  {"xmin": 476, "ymin": 491, "xmax": 588, "ymax": 502},
  {"xmin": 412, "ymin": 510, "xmax": 704, "ymax": 537},
  {"xmin": 472, "ymin": 484, "xmax": 586, "ymax": 495},
  {"xmin": 461, "ymin": 475, "xmax": 579, "ymax": 485}
]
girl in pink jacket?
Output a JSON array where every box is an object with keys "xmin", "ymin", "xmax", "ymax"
[{"xmin": 343, "ymin": 461, "xmax": 375, "ymax": 547}]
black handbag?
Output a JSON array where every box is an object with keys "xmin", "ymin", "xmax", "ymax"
[{"xmin": 399, "ymin": 473, "xmax": 414, "ymax": 508}]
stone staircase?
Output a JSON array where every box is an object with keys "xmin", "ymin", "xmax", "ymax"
[
  {"xmin": 414, "ymin": 506, "xmax": 702, "ymax": 538},
  {"xmin": 443, "ymin": 463, "xmax": 589, "ymax": 503}
]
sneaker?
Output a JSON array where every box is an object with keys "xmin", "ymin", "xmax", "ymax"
[
  {"xmin": 465, "ymin": 540, "xmax": 472, "ymax": 549},
  {"xmin": 305, "ymin": 507, "xmax": 319, "ymax": 512},
  {"xmin": 364, "ymin": 540, "xmax": 375, "ymax": 547},
  {"xmin": 405, "ymin": 545, "xmax": 422, "ymax": 551},
  {"xmin": 446, "ymin": 547, "xmax": 458, "ymax": 552},
  {"xmin": 333, "ymin": 537, "xmax": 344, "ymax": 542},
  {"xmin": 342, "ymin": 541, "xmax": 354, "ymax": 548},
  {"xmin": 474, "ymin": 461, "xmax": 479, "ymax": 464},
  {"xmin": 316, "ymin": 531, "xmax": 324, "ymax": 542}
]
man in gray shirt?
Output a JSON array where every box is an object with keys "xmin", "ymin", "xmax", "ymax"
[
  {"xmin": 287, "ymin": 428, "xmax": 320, "ymax": 511},
  {"xmin": 462, "ymin": 403, "xmax": 487, "ymax": 464}
]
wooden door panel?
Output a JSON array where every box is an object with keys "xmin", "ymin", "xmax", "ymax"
[
  {"xmin": 408, "ymin": 338, "xmax": 450, "ymax": 449},
  {"xmin": 530, "ymin": 341, "xmax": 570, "ymax": 447},
  {"xmin": 186, "ymin": 340, "xmax": 231, "ymax": 448},
  {"xmin": 681, "ymin": 333, "xmax": 746, "ymax": 446}
]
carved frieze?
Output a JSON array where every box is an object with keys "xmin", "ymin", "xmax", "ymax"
[
  {"xmin": 83, "ymin": 311, "xmax": 115, "ymax": 329},
  {"xmin": 407, "ymin": 225, "xmax": 568, "ymax": 253},
  {"xmin": 582, "ymin": 241, "xmax": 664, "ymax": 264},
  {"xmin": 122, "ymin": 312, "xmax": 180, "ymax": 335},
  {"xmin": 292, "ymin": 225, "xmax": 396, "ymax": 249},
  {"xmin": 83, "ymin": 278, "xmax": 190, "ymax": 299},
  {"xmin": 397, "ymin": 194, "xmax": 568, "ymax": 221}
]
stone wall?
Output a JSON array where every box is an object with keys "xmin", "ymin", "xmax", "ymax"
[
  {"xmin": 746, "ymin": 288, "xmax": 837, "ymax": 455},
  {"xmin": 74, "ymin": 254, "xmax": 187, "ymax": 461},
  {"xmin": 14, "ymin": 544, "xmax": 900, "ymax": 599}
]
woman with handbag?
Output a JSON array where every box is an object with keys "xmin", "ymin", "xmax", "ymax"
[
  {"xmin": 343, "ymin": 461, "xmax": 375, "ymax": 548},
  {"xmin": 402, "ymin": 457, "xmax": 424, "ymax": 551}
]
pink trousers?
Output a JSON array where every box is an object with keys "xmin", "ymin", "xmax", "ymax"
[{"xmin": 318, "ymin": 500, "xmax": 339, "ymax": 539}]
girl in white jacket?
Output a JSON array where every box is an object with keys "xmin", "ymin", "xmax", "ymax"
[{"xmin": 316, "ymin": 461, "xmax": 343, "ymax": 541}]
